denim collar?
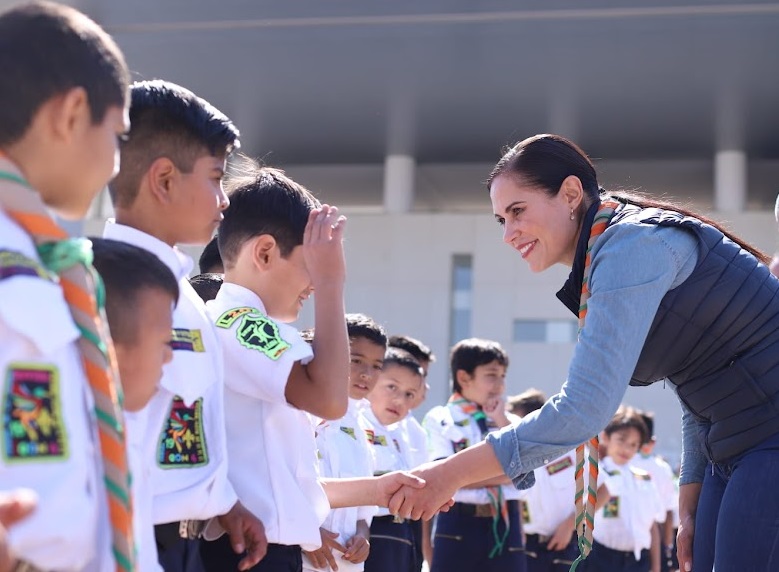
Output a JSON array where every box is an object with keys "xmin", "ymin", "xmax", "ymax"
[{"xmin": 555, "ymin": 199, "xmax": 602, "ymax": 316}]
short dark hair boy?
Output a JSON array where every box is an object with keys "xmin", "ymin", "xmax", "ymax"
[
  {"xmin": 90, "ymin": 237, "xmax": 178, "ymax": 411},
  {"xmin": 388, "ymin": 334, "xmax": 435, "ymax": 374},
  {"xmin": 604, "ymin": 405, "xmax": 650, "ymax": 444},
  {"xmin": 108, "ymin": 79, "xmax": 240, "ymax": 210},
  {"xmin": 449, "ymin": 338, "xmax": 509, "ymax": 394},
  {"xmin": 218, "ymin": 165, "xmax": 320, "ymax": 268},
  {"xmin": 507, "ymin": 388, "xmax": 547, "ymax": 418},
  {"xmin": 346, "ymin": 313, "xmax": 387, "ymax": 348},
  {"xmin": 0, "ymin": 1, "xmax": 128, "ymax": 149}
]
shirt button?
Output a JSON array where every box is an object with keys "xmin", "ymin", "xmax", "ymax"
[{"xmin": 543, "ymin": 459, "xmax": 549, "ymax": 464}]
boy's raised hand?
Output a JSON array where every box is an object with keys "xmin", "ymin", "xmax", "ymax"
[{"xmin": 303, "ymin": 205, "xmax": 347, "ymax": 288}]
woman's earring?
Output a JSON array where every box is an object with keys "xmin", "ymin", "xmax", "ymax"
[{"xmin": 570, "ymin": 208, "xmax": 575, "ymax": 221}]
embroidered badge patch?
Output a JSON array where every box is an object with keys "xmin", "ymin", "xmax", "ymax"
[
  {"xmin": 546, "ymin": 456, "xmax": 573, "ymax": 476},
  {"xmin": 364, "ymin": 428, "xmax": 375, "ymax": 444},
  {"xmin": 340, "ymin": 426, "xmax": 356, "ymax": 440},
  {"xmin": 170, "ymin": 328, "xmax": 205, "ymax": 352},
  {"xmin": 454, "ymin": 418, "xmax": 470, "ymax": 427},
  {"xmin": 3, "ymin": 364, "xmax": 67, "ymax": 462},
  {"xmin": 157, "ymin": 396, "xmax": 208, "ymax": 468},
  {"xmin": 0, "ymin": 250, "xmax": 49, "ymax": 282},
  {"xmin": 603, "ymin": 496, "xmax": 620, "ymax": 518},
  {"xmin": 215, "ymin": 307, "xmax": 256, "ymax": 329},
  {"xmin": 373, "ymin": 434, "xmax": 388, "ymax": 447},
  {"xmin": 520, "ymin": 500, "xmax": 531, "ymax": 524},
  {"xmin": 236, "ymin": 313, "xmax": 290, "ymax": 360}
]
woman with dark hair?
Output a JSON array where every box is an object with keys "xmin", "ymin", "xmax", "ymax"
[{"xmin": 390, "ymin": 134, "xmax": 779, "ymax": 572}]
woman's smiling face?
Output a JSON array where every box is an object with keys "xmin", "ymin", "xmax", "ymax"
[{"xmin": 490, "ymin": 174, "xmax": 583, "ymax": 272}]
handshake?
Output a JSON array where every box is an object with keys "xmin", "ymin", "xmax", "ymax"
[{"xmin": 375, "ymin": 461, "xmax": 458, "ymax": 521}]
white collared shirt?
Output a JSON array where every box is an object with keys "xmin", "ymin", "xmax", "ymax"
[
  {"xmin": 360, "ymin": 407, "xmax": 409, "ymax": 518},
  {"xmin": 304, "ymin": 399, "xmax": 376, "ymax": 572},
  {"xmin": 103, "ymin": 221, "xmax": 237, "ymax": 523},
  {"xmin": 0, "ymin": 209, "xmax": 112, "ymax": 570},
  {"xmin": 206, "ymin": 283, "xmax": 329, "ymax": 550},
  {"xmin": 398, "ymin": 413, "xmax": 429, "ymax": 469},
  {"xmin": 125, "ymin": 409, "xmax": 162, "ymax": 572},
  {"xmin": 517, "ymin": 451, "xmax": 577, "ymax": 536},
  {"xmin": 423, "ymin": 403, "xmax": 522, "ymax": 505},
  {"xmin": 632, "ymin": 453, "xmax": 677, "ymax": 517},
  {"xmin": 594, "ymin": 456, "xmax": 664, "ymax": 558}
]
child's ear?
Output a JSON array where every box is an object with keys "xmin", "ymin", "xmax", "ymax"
[
  {"xmin": 146, "ymin": 157, "xmax": 178, "ymax": 204},
  {"xmin": 251, "ymin": 234, "xmax": 278, "ymax": 269},
  {"xmin": 455, "ymin": 369, "xmax": 471, "ymax": 390},
  {"xmin": 50, "ymin": 87, "xmax": 90, "ymax": 142}
]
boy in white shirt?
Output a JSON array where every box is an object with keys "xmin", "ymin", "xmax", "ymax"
[
  {"xmin": 105, "ymin": 79, "xmax": 265, "ymax": 572},
  {"xmin": 508, "ymin": 389, "xmax": 578, "ymax": 572},
  {"xmin": 387, "ymin": 335, "xmax": 434, "ymax": 571},
  {"xmin": 582, "ymin": 406, "xmax": 664, "ymax": 572},
  {"xmin": 203, "ymin": 165, "xmax": 429, "ymax": 572},
  {"xmin": 91, "ymin": 238, "xmax": 179, "ymax": 572},
  {"xmin": 362, "ymin": 348, "xmax": 425, "ymax": 572},
  {"xmin": 422, "ymin": 338, "xmax": 525, "ymax": 572},
  {"xmin": 303, "ymin": 314, "xmax": 387, "ymax": 572},
  {"xmin": 0, "ymin": 4, "xmax": 130, "ymax": 569},
  {"xmin": 633, "ymin": 411, "xmax": 678, "ymax": 572}
]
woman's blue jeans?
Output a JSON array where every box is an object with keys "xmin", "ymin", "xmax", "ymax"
[{"xmin": 692, "ymin": 431, "xmax": 779, "ymax": 571}]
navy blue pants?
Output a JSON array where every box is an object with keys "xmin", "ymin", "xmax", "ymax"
[
  {"xmin": 578, "ymin": 541, "xmax": 648, "ymax": 572},
  {"xmin": 364, "ymin": 515, "xmax": 415, "ymax": 572},
  {"xmin": 524, "ymin": 533, "xmax": 578, "ymax": 572},
  {"xmin": 692, "ymin": 431, "xmax": 779, "ymax": 572},
  {"xmin": 199, "ymin": 535, "xmax": 302, "ymax": 572},
  {"xmin": 155, "ymin": 524, "xmax": 205, "ymax": 572},
  {"xmin": 431, "ymin": 501, "xmax": 526, "ymax": 572}
]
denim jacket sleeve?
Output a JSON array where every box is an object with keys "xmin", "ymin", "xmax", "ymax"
[
  {"xmin": 487, "ymin": 221, "xmax": 698, "ymax": 489},
  {"xmin": 674, "ymin": 386, "xmax": 710, "ymax": 484}
]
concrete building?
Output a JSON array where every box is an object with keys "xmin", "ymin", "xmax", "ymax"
[{"xmin": 23, "ymin": 0, "xmax": 779, "ymax": 464}]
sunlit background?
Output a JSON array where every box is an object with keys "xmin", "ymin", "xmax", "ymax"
[{"xmin": 16, "ymin": 0, "xmax": 779, "ymax": 466}]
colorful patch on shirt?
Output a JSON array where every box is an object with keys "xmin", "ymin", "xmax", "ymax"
[
  {"xmin": 603, "ymin": 496, "xmax": 620, "ymax": 518},
  {"xmin": 631, "ymin": 468, "xmax": 652, "ymax": 481},
  {"xmin": 215, "ymin": 307, "xmax": 256, "ymax": 329},
  {"xmin": 236, "ymin": 313, "xmax": 290, "ymax": 360},
  {"xmin": 364, "ymin": 428, "xmax": 375, "ymax": 444},
  {"xmin": 546, "ymin": 456, "xmax": 573, "ymax": 476},
  {"xmin": 373, "ymin": 434, "xmax": 388, "ymax": 447},
  {"xmin": 170, "ymin": 328, "xmax": 205, "ymax": 352},
  {"xmin": 453, "ymin": 418, "xmax": 470, "ymax": 427},
  {"xmin": 2, "ymin": 364, "xmax": 67, "ymax": 462},
  {"xmin": 452, "ymin": 438, "xmax": 469, "ymax": 453},
  {"xmin": 392, "ymin": 438, "xmax": 401, "ymax": 453},
  {"xmin": 157, "ymin": 396, "xmax": 208, "ymax": 468},
  {"xmin": 520, "ymin": 500, "xmax": 531, "ymax": 524},
  {"xmin": 340, "ymin": 426, "xmax": 356, "ymax": 440},
  {"xmin": 0, "ymin": 250, "xmax": 50, "ymax": 282}
]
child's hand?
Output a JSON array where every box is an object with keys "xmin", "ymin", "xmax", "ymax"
[
  {"xmin": 342, "ymin": 533, "xmax": 370, "ymax": 564},
  {"xmin": 303, "ymin": 205, "xmax": 347, "ymax": 289},
  {"xmin": 303, "ymin": 527, "xmax": 346, "ymax": 571},
  {"xmin": 483, "ymin": 396, "xmax": 511, "ymax": 427}
]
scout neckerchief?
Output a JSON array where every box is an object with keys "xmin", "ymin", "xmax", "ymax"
[
  {"xmin": 0, "ymin": 157, "xmax": 135, "ymax": 572},
  {"xmin": 570, "ymin": 199, "xmax": 620, "ymax": 572},
  {"xmin": 448, "ymin": 392, "xmax": 510, "ymax": 558}
]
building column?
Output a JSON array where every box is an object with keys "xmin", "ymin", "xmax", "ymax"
[
  {"xmin": 383, "ymin": 154, "xmax": 415, "ymax": 213},
  {"xmin": 714, "ymin": 150, "xmax": 747, "ymax": 213}
]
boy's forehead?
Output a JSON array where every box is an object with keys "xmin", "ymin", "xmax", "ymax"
[{"xmin": 349, "ymin": 336, "xmax": 385, "ymax": 354}]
